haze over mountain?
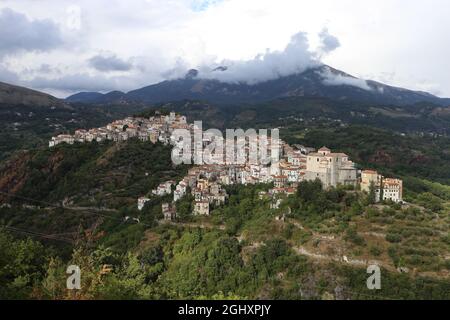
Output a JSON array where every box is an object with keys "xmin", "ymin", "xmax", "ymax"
[{"xmin": 66, "ymin": 65, "xmax": 450, "ymax": 107}]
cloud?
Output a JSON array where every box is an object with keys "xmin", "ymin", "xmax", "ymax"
[
  {"xmin": 24, "ymin": 68, "xmax": 165, "ymax": 97},
  {"xmin": 318, "ymin": 28, "xmax": 340, "ymax": 56},
  {"xmin": 196, "ymin": 31, "xmax": 323, "ymax": 84},
  {"xmin": 0, "ymin": 8, "xmax": 63, "ymax": 58},
  {"xmin": 88, "ymin": 53, "xmax": 133, "ymax": 72},
  {"xmin": 2, "ymin": 0, "xmax": 449, "ymax": 97},
  {"xmin": 320, "ymin": 67, "xmax": 372, "ymax": 91},
  {"xmin": 28, "ymin": 73, "xmax": 126, "ymax": 93},
  {"xmin": 0, "ymin": 64, "xmax": 19, "ymax": 83},
  {"xmin": 37, "ymin": 64, "xmax": 58, "ymax": 74},
  {"xmin": 191, "ymin": 0, "xmax": 224, "ymax": 12}
]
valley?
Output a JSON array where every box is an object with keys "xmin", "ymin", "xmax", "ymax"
[{"xmin": 1, "ymin": 71, "xmax": 450, "ymax": 300}]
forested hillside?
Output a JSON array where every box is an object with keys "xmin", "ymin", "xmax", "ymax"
[
  {"xmin": 1, "ymin": 181, "xmax": 450, "ymax": 299},
  {"xmin": 1, "ymin": 102, "xmax": 450, "ymax": 300},
  {"xmin": 0, "ymin": 139, "xmax": 187, "ymax": 255}
]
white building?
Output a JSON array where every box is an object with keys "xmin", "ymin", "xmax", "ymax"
[
  {"xmin": 49, "ymin": 134, "xmax": 75, "ymax": 147},
  {"xmin": 174, "ymin": 181, "xmax": 188, "ymax": 202},
  {"xmin": 193, "ymin": 201, "xmax": 210, "ymax": 216},
  {"xmin": 361, "ymin": 170, "xmax": 403, "ymax": 204},
  {"xmin": 281, "ymin": 163, "xmax": 303, "ymax": 183},
  {"xmin": 287, "ymin": 152, "xmax": 306, "ymax": 166},
  {"xmin": 138, "ymin": 131, "xmax": 149, "ymax": 142},
  {"xmin": 382, "ymin": 178, "xmax": 403, "ymax": 203},
  {"xmin": 152, "ymin": 181, "xmax": 174, "ymax": 196},
  {"xmin": 137, "ymin": 197, "xmax": 150, "ymax": 211}
]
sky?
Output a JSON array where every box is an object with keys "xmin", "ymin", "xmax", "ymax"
[{"xmin": 0, "ymin": 0, "xmax": 450, "ymax": 98}]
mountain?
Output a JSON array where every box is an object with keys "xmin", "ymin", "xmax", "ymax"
[
  {"xmin": 66, "ymin": 65, "xmax": 450, "ymax": 106},
  {"xmin": 65, "ymin": 91, "xmax": 105, "ymax": 103},
  {"xmin": 0, "ymin": 81, "xmax": 66, "ymax": 108},
  {"xmin": 0, "ymin": 82, "xmax": 147, "ymax": 161},
  {"xmin": 66, "ymin": 90, "xmax": 126, "ymax": 104}
]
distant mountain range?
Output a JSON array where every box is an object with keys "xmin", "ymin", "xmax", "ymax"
[
  {"xmin": 66, "ymin": 65, "xmax": 450, "ymax": 107},
  {"xmin": 1, "ymin": 64, "xmax": 449, "ymax": 110}
]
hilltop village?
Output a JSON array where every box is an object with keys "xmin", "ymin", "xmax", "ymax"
[
  {"xmin": 49, "ymin": 112, "xmax": 189, "ymax": 147},
  {"xmin": 49, "ymin": 112, "xmax": 403, "ymax": 220}
]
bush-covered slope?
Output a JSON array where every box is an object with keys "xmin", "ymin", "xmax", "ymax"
[{"xmin": 1, "ymin": 182, "xmax": 449, "ymax": 300}]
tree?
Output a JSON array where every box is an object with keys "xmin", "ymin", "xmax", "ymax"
[
  {"xmin": 39, "ymin": 257, "xmax": 66, "ymax": 300},
  {"xmin": 367, "ymin": 181, "xmax": 377, "ymax": 205},
  {"xmin": 416, "ymin": 193, "xmax": 443, "ymax": 212},
  {"xmin": 297, "ymin": 179, "xmax": 323, "ymax": 204},
  {"xmin": 0, "ymin": 230, "xmax": 49, "ymax": 299}
]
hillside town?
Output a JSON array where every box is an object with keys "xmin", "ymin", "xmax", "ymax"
[
  {"xmin": 49, "ymin": 111, "xmax": 403, "ymax": 221},
  {"xmin": 49, "ymin": 111, "xmax": 189, "ymax": 147}
]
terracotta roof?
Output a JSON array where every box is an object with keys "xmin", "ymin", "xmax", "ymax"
[
  {"xmin": 308, "ymin": 152, "xmax": 348, "ymax": 158},
  {"xmin": 330, "ymin": 153, "xmax": 349, "ymax": 157},
  {"xmin": 362, "ymin": 170, "xmax": 378, "ymax": 174},
  {"xmin": 383, "ymin": 178, "xmax": 402, "ymax": 186}
]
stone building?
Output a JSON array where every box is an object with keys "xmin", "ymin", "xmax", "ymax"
[
  {"xmin": 360, "ymin": 170, "xmax": 403, "ymax": 203},
  {"xmin": 193, "ymin": 201, "xmax": 210, "ymax": 216},
  {"xmin": 361, "ymin": 170, "xmax": 382, "ymax": 202},
  {"xmin": 162, "ymin": 203, "xmax": 177, "ymax": 221},
  {"xmin": 305, "ymin": 147, "xmax": 358, "ymax": 188}
]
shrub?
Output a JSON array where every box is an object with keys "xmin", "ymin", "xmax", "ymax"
[
  {"xmin": 369, "ymin": 246, "xmax": 383, "ymax": 256},
  {"xmin": 344, "ymin": 227, "xmax": 365, "ymax": 246},
  {"xmin": 386, "ymin": 233, "xmax": 402, "ymax": 243},
  {"xmin": 388, "ymin": 246, "xmax": 401, "ymax": 267},
  {"xmin": 366, "ymin": 207, "xmax": 380, "ymax": 218}
]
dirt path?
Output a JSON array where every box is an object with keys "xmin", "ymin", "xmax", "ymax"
[
  {"xmin": 62, "ymin": 206, "xmax": 119, "ymax": 213},
  {"xmin": 158, "ymin": 220, "xmax": 226, "ymax": 230},
  {"xmin": 293, "ymin": 246, "xmax": 379, "ymax": 267}
]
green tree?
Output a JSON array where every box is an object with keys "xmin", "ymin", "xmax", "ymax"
[
  {"xmin": 0, "ymin": 230, "xmax": 49, "ymax": 299},
  {"xmin": 367, "ymin": 181, "xmax": 376, "ymax": 205}
]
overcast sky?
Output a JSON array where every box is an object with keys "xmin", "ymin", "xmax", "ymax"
[{"xmin": 0, "ymin": 0, "xmax": 450, "ymax": 98}]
